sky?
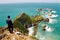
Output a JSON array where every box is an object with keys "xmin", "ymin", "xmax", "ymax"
[{"xmin": 0, "ymin": 0, "xmax": 60, "ymax": 4}]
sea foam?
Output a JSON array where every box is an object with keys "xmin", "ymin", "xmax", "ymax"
[
  {"xmin": 52, "ymin": 11, "xmax": 57, "ymax": 13},
  {"xmin": 49, "ymin": 18, "xmax": 57, "ymax": 24},
  {"xmin": 45, "ymin": 26, "xmax": 54, "ymax": 32},
  {"xmin": 28, "ymin": 27, "xmax": 34, "ymax": 36}
]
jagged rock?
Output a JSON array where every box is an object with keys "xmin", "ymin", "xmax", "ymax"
[
  {"xmin": 13, "ymin": 13, "xmax": 32, "ymax": 34},
  {"xmin": 44, "ymin": 18, "xmax": 49, "ymax": 22}
]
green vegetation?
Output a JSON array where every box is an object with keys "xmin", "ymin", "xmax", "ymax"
[
  {"xmin": 0, "ymin": 13, "xmax": 43, "ymax": 36},
  {"xmin": 13, "ymin": 20, "xmax": 28, "ymax": 34},
  {"xmin": 0, "ymin": 27, "xmax": 3, "ymax": 29},
  {"xmin": 13, "ymin": 13, "xmax": 43, "ymax": 35},
  {"xmin": 31, "ymin": 15, "xmax": 43, "ymax": 23},
  {"xmin": 31, "ymin": 15, "xmax": 43, "ymax": 36},
  {"xmin": 13, "ymin": 13, "xmax": 32, "ymax": 34},
  {"xmin": 17, "ymin": 13, "xmax": 32, "ymax": 25},
  {"xmin": 30, "ymin": 36, "xmax": 38, "ymax": 40},
  {"xmin": 0, "ymin": 12, "xmax": 43, "ymax": 40}
]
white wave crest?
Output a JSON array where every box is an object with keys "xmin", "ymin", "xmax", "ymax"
[
  {"xmin": 45, "ymin": 25, "xmax": 54, "ymax": 32},
  {"xmin": 39, "ymin": 37, "xmax": 45, "ymax": 40},
  {"xmin": 42, "ymin": 24, "xmax": 54, "ymax": 32},
  {"xmin": 46, "ymin": 14, "xmax": 58, "ymax": 18},
  {"xmin": 52, "ymin": 11, "xmax": 57, "ymax": 13},
  {"xmin": 46, "ymin": 27, "xmax": 54, "ymax": 32},
  {"xmin": 28, "ymin": 27, "xmax": 34, "ymax": 36},
  {"xmin": 50, "ymin": 15, "xmax": 58, "ymax": 18},
  {"xmin": 49, "ymin": 18, "xmax": 57, "ymax": 24}
]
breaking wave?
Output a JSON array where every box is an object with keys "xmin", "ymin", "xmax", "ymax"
[{"xmin": 52, "ymin": 11, "xmax": 57, "ymax": 13}]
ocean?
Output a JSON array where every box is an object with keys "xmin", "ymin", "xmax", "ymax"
[{"xmin": 0, "ymin": 3, "xmax": 60, "ymax": 40}]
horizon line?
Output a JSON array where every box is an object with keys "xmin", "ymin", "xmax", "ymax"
[{"xmin": 0, "ymin": 2, "xmax": 60, "ymax": 4}]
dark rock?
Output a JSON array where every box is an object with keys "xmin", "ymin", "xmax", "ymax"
[
  {"xmin": 42, "ymin": 25, "xmax": 46, "ymax": 31},
  {"xmin": 13, "ymin": 13, "xmax": 32, "ymax": 34},
  {"xmin": 32, "ymin": 24, "xmax": 37, "ymax": 26},
  {"xmin": 29, "ymin": 24, "xmax": 32, "ymax": 27},
  {"xmin": 44, "ymin": 18, "xmax": 49, "ymax": 22}
]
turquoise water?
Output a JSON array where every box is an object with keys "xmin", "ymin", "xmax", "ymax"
[{"xmin": 0, "ymin": 3, "xmax": 60, "ymax": 40}]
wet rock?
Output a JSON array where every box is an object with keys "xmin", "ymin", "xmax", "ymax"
[
  {"xmin": 42, "ymin": 25, "xmax": 46, "ymax": 31},
  {"xmin": 32, "ymin": 23, "xmax": 37, "ymax": 26},
  {"xmin": 44, "ymin": 18, "xmax": 49, "ymax": 22}
]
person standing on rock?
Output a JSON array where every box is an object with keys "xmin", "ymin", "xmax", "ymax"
[{"xmin": 6, "ymin": 16, "xmax": 13, "ymax": 33}]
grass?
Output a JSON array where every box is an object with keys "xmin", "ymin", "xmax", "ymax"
[
  {"xmin": 0, "ymin": 27, "xmax": 3, "ymax": 29},
  {"xmin": 31, "ymin": 15, "xmax": 43, "ymax": 24},
  {"xmin": 13, "ymin": 13, "xmax": 32, "ymax": 34},
  {"xmin": 13, "ymin": 13, "xmax": 43, "ymax": 35},
  {"xmin": 30, "ymin": 36, "xmax": 38, "ymax": 40}
]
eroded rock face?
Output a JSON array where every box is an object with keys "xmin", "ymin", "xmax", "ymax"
[{"xmin": 44, "ymin": 18, "xmax": 49, "ymax": 22}]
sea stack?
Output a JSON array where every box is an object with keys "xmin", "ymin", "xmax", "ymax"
[{"xmin": 44, "ymin": 18, "xmax": 49, "ymax": 22}]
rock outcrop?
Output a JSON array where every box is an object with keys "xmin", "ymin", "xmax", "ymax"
[
  {"xmin": 13, "ymin": 12, "xmax": 32, "ymax": 34},
  {"xmin": 0, "ymin": 12, "xmax": 40, "ymax": 40},
  {"xmin": 44, "ymin": 18, "xmax": 49, "ymax": 22},
  {"xmin": 0, "ymin": 29, "xmax": 38, "ymax": 40}
]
